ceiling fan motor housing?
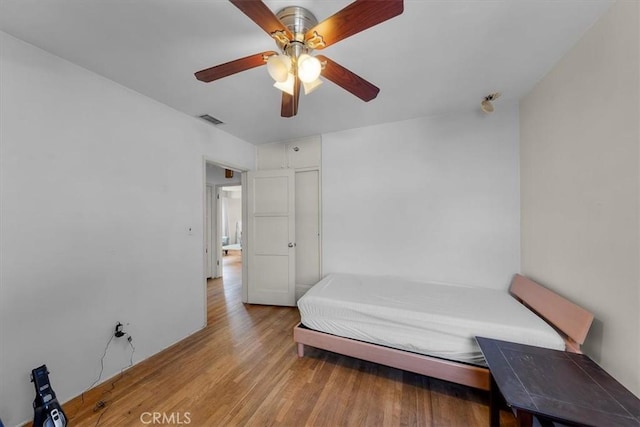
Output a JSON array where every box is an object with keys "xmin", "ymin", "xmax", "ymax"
[{"xmin": 275, "ymin": 6, "xmax": 319, "ymax": 58}]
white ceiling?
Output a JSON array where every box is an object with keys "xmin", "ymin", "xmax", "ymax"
[{"xmin": 0, "ymin": 0, "xmax": 612, "ymax": 145}]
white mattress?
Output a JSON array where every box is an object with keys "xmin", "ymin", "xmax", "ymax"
[{"xmin": 297, "ymin": 273, "xmax": 565, "ymax": 365}]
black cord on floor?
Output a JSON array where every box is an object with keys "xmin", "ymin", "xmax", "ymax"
[
  {"xmin": 93, "ymin": 400, "xmax": 109, "ymax": 427},
  {"xmin": 67, "ymin": 333, "xmax": 136, "ymax": 425},
  {"xmin": 94, "ymin": 334, "xmax": 135, "ymax": 426}
]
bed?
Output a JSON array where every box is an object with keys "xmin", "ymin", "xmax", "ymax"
[{"xmin": 293, "ymin": 273, "xmax": 594, "ymax": 391}]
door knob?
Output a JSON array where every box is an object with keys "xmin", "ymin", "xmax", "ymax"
[{"xmin": 288, "ymin": 243, "xmax": 295, "ymax": 248}]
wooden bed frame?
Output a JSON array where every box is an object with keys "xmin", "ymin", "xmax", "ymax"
[{"xmin": 293, "ymin": 274, "xmax": 594, "ymax": 391}]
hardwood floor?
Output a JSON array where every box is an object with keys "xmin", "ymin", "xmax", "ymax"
[{"xmin": 64, "ymin": 252, "xmax": 517, "ymax": 426}]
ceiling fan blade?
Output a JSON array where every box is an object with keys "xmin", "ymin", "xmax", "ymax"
[
  {"xmin": 305, "ymin": 0, "xmax": 403, "ymax": 49},
  {"xmin": 229, "ymin": 0, "xmax": 293, "ymax": 41},
  {"xmin": 317, "ymin": 55, "xmax": 380, "ymax": 102},
  {"xmin": 195, "ymin": 51, "xmax": 276, "ymax": 83},
  {"xmin": 281, "ymin": 76, "xmax": 301, "ymax": 118}
]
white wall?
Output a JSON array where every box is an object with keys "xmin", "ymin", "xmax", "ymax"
[
  {"xmin": 206, "ymin": 163, "xmax": 242, "ymax": 186},
  {"xmin": 520, "ymin": 0, "xmax": 639, "ymax": 395},
  {"xmin": 322, "ymin": 105, "xmax": 520, "ymax": 290},
  {"xmin": 0, "ymin": 32, "xmax": 255, "ymax": 426}
]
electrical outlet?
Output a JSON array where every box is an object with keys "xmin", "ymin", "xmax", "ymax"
[{"xmin": 114, "ymin": 322, "xmax": 125, "ymax": 338}]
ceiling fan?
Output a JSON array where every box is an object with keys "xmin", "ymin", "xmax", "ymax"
[{"xmin": 194, "ymin": 0, "xmax": 404, "ymax": 118}]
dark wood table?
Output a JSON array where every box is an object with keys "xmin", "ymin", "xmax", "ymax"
[{"xmin": 476, "ymin": 336, "xmax": 640, "ymax": 427}]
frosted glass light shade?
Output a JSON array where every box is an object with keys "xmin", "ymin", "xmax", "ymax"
[
  {"xmin": 480, "ymin": 99, "xmax": 494, "ymax": 113},
  {"xmin": 274, "ymin": 73, "xmax": 295, "ymax": 95},
  {"xmin": 267, "ymin": 55, "xmax": 292, "ymax": 83},
  {"xmin": 303, "ymin": 78, "xmax": 323, "ymax": 95},
  {"xmin": 297, "ymin": 54, "xmax": 321, "ymax": 83},
  {"xmin": 481, "ymin": 92, "xmax": 500, "ymax": 113}
]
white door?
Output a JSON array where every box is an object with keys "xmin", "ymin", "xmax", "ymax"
[
  {"xmin": 295, "ymin": 170, "xmax": 321, "ymax": 287},
  {"xmin": 246, "ymin": 169, "xmax": 296, "ymax": 306}
]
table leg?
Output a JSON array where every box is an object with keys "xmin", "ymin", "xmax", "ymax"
[
  {"xmin": 515, "ymin": 410, "xmax": 533, "ymax": 427},
  {"xmin": 489, "ymin": 374, "xmax": 500, "ymax": 427}
]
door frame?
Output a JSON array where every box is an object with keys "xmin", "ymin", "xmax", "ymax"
[
  {"xmin": 202, "ymin": 157, "xmax": 246, "ymax": 326},
  {"xmin": 206, "ymin": 184, "xmax": 214, "ymax": 279},
  {"xmin": 215, "ymin": 185, "xmax": 223, "ymax": 279}
]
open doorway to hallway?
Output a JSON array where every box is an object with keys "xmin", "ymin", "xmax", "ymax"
[
  {"xmin": 205, "ymin": 162, "xmax": 242, "ymax": 281},
  {"xmin": 219, "ymin": 185, "xmax": 242, "ymax": 261},
  {"xmin": 206, "ymin": 248, "xmax": 242, "ymax": 323}
]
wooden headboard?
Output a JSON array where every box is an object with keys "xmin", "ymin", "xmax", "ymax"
[{"xmin": 510, "ymin": 274, "xmax": 594, "ymax": 353}]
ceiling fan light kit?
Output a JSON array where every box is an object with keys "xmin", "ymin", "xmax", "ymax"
[
  {"xmin": 274, "ymin": 73, "xmax": 296, "ymax": 96},
  {"xmin": 266, "ymin": 54, "xmax": 291, "ymax": 82},
  {"xmin": 302, "ymin": 78, "xmax": 323, "ymax": 95},
  {"xmin": 194, "ymin": 0, "xmax": 404, "ymax": 117},
  {"xmin": 297, "ymin": 54, "xmax": 322, "ymax": 83}
]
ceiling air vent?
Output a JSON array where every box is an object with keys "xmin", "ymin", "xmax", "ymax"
[{"xmin": 198, "ymin": 114, "xmax": 224, "ymax": 125}]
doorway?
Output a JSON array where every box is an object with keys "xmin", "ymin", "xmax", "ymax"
[
  {"xmin": 218, "ymin": 185, "xmax": 242, "ymax": 279},
  {"xmin": 204, "ymin": 161, "xmax": 243, "ymax": 323}
]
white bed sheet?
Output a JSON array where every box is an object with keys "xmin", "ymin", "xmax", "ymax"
[{"xmin": 297, "ymin": 273, "xmax": 565, "ymax": 365}]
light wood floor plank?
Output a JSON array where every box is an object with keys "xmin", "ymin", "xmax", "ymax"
[{"xmin": 58, "ymin": 252, "xmax": 516, "ymax": 427}]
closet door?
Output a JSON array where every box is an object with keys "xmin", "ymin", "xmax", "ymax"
[
  {"xmin": 287, "ymin": 138, "xmax": 321, "ymax": 169},
  {"xmin": 246, "ymin": 169, "xmax": 296, "ymax": 306},
  {"xmin": 295, "ymin": 170, "xmax": 321, "ymax": 289},
  {"xmin": 257, "ymin": 143, "xmax": 286, "ymax": 169}
]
